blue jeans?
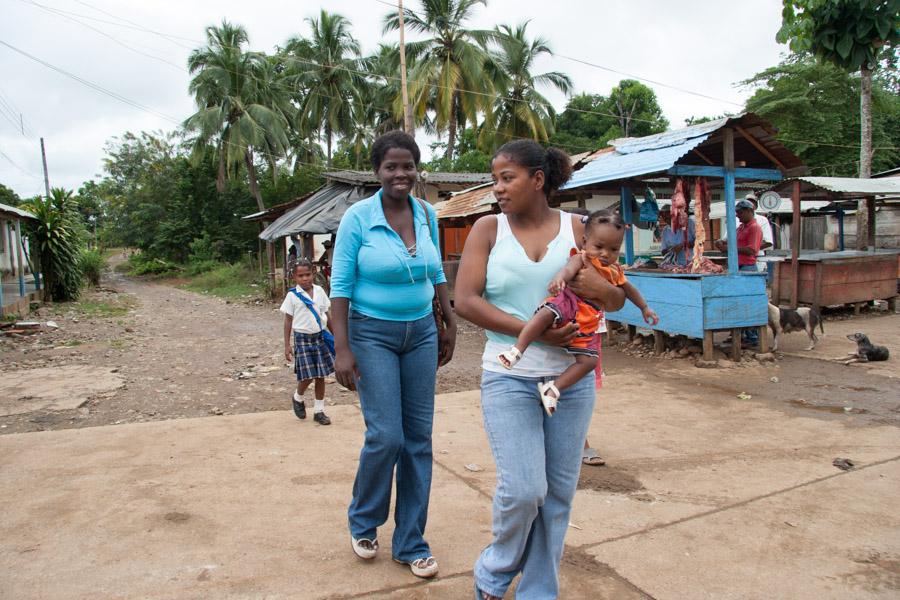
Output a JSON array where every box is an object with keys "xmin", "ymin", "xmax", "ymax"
[
  {"xmin": 475, "ymin": 370, "xmax": 596, "ymax": 599},
  {"xmin": 739, "ymin": 265, "xmax": 760, "ymax": 345},
  {"xmin": 347, "ymin": 310, "xmax": 437, "ymax": 562}
]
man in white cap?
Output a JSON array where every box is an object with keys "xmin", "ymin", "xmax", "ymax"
[{"xmin": 720, "ymin": 193, "xmax": 773, "ymax": 273}]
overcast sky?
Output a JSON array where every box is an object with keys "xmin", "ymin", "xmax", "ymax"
[{"xmin": 1, "ymin": 0, "xmax": 788, "ymax": 198}]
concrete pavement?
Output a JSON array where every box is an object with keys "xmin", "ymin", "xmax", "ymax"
[{"xmin": 2, "ymin": 375, "xmax": 899, "ymax": 599}]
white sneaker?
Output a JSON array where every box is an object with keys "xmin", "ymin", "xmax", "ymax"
[
  {"xmin": 351, "ymin": 536, "xmax": 378, "ymax": 560},
  {"xmin": 394, "ymin": 556, "xmax": 439, "ymax": 578}
]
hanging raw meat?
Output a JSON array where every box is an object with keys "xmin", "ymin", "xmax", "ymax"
[
  {"xmin": 670, "ymin": 178, "xmax": 688, "ymax": 233},
  {"xmin": 691, "ymin": 177, "xmax": 710, "ymax": 272}
]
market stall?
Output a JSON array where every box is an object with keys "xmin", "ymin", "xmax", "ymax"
[
  {"xmin": 558, "ymin": 114, "xmax": 807, "ymax": 361},
  {"xmin": 766, "ymin": 177, "xmax": 900, "ymax": 312}
]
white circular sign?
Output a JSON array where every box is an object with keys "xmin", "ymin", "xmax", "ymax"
[{"xmin": 758, "ymin": 190, "xmax": 780, "ymax": 211}]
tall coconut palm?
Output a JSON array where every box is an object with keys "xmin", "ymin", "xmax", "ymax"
[
  {"xmin": 286, "ymin": 11, "xmax": 364, "ymax": 165},
  {"xmin": 384, "ymin": 0, "xmax": 496, "ymax": 160},
  {"xmin": 184, "ymin": 20, "xmax": 291, "ymax": 212},
  {"xmin": 480, "ymin": 22, "xmax": 572, "ymax": 150}
]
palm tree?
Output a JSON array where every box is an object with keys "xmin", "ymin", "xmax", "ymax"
[
  {"xmin": 184, "ymin": 20, "xmax": 291, "ymax": 210},
  {"xmin": 384, "ymin": 0, "xmax": 496, "ymax": 160},
  {"xmin": 480, "ymin": 22, "xmax": 572, "ymax": 150},
  {"xmin": 286, "ymin": 10, "xmax": 364, "ymax": 165}
]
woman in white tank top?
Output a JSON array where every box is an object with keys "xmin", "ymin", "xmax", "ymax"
[{"xmin": 455, "ymin": 141, "xmax": 625, "ymax": 600}]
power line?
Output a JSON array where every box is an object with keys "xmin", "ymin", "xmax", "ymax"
[
  {"xmin": 0, "ymin": 40, "xmax": 182, "ymax": 125},
  {"xmin": 0, "ymin": 149, "xmax": 41, "ymax": 179},
  {"xmin": 69, "ymin": 0, "xmax": 199, "ymax": 48},
  {"xmin": 20, "ymin": 0, "xmax": 186, "ymax": 72}
]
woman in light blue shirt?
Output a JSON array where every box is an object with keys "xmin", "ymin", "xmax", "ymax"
[{"xmin": 330, "ymin": 131, "xmax": 456, "ymax": 579}]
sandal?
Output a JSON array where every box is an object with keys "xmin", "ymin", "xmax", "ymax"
[
  {"xmin": 582, "ymin": 447, "xmax": 606, "ymax": 466},
  {"xmin": 475, "ymin": 583, "xmax": 502, "ymax": 599},
  {"xmin": 351, "ymin": 536, "xmax": 378, "ymax": 560},
  {"xmin": 394, "ymin": 556, "xmax": 438, "ymax": 578},
  {"xmin": 537, "ymin": 381, "xmax": 559, "ymax": 416},
  {"xmin": 497, "ymin": 346, "xmax": 522, "ymax": 369}
]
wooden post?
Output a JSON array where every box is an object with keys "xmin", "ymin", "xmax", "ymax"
[
  {"xmin": 790, "ymin": 179, "xmax": 801, "ymax": 308},
  {"xmin": 14, "ymin": 219, "xmax": 26, "ymax": 298},
  {"xmin": 812, "ymin": 262, "xmax": 823, "ymax": 315},
  {"xmin": 627, "ymin": 324, "xmax": 636, "ymax": 341},
  {"xmin": 620, "ymin": 186, "xmax": 634, "ymax": 264},
  {"xmin": 653, "ymin": 331, "xmax": 665, "ymax": 355},
  {"xmin": 837, "ymin": 206, "xmax": 845, "ymax": 251},
  {"xmin": 723, "ymin": 128, "xmax": 738, "ymax": 275},
  {"xmin": 866, "ymin": 196, "xmax": 876, "ymax": 251},
  {"xmin": 758, "ymin": 325, "xmax": 769, "ymax": 354},
  {"xmin": 702, "ymin": 330, "xmax": 715, "ymax": 361},
  {"xmin": 731, "ymin": 327, "xmax": 742, "ymax": 362}
]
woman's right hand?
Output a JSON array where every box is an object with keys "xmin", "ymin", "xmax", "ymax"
[
  {"xmin": 538, "ymin": 322, "xmax": 579, "ymax": 347},
  {"xmin": 334, "ymin": 349, "xmax": 359, "ymax": 391}
]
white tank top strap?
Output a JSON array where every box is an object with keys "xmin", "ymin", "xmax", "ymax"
[
  {"xmin": 559, "ymin": 209, "xmax": 576, "ymax": 247},
  {"xmin": 494, "ymin": 213, "xmax": 511, "ymax": 242}
]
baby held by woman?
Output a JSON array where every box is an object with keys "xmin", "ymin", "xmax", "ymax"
[{"xmin": 498, "ymin": 209, "xmax": 658, "ymax": 414}]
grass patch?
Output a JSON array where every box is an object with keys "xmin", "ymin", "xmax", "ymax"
[
  {"xmin": 109, "ymin": 339, "xmax": 126, "ymax": 349},
  {"xmin": 70, "ymin": 295, "xmax": 138, "ymax": 318},
  {"xmin": 63, "ymin": 339, "xmax": 83, "ymax": 347},
  {"xmin": 181, "ymin": 262, "xmax": 264, "ymax": 300}
]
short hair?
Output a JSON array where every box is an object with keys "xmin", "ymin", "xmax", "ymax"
[
  {"xmin": 584, "ymin": 209, "xmax": 625, "ymax": 235},
  {"xmin": 371, "ymin": 130, "xmax": 421, "ymax": 170},
  {"xmin": 493, "ymin": 140, "xmax": 573, "ymax": 197},
  {"xmin": 289, "ymin": 257, "xmax": 314, "ymax": 274}
]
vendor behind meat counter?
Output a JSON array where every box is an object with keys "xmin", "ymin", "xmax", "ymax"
[
  {"xmin": 657, "ymin": 205, "xmax": 695, "ymax": 266},
  {"xmin": 715, "ymin": 198, "xmax": 762, "ymax": 346}
]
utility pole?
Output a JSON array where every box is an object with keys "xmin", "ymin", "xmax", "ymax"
[
  {"xmin": 40, "ymin": 137, "xmax": 50, "ymax": 197},
  {"xmin": 398, "ymin": 0, "xmax": 414, "ymax": 137}
]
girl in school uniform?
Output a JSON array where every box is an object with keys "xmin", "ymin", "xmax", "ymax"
[{"xmin": 281, "ymin": 258, "xmax": 334, "ymax": 425}]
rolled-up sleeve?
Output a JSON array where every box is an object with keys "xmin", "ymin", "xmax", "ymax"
[
  {"xmin": 329, "ymin": 209, "xmax": 361, "ymax": 299},
  {"xmin": 427, "ymin": 204, "xmax": 447, "ymax": 285}
]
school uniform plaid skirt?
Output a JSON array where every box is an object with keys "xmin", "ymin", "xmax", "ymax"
[{"xmin": 293, "ymin": 331, "xmax": 335, "ymax": 380}]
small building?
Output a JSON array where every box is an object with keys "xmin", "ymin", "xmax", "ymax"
[{"xmin": 1, "ymin": 202, "xmax": 40, "ymax": 316}]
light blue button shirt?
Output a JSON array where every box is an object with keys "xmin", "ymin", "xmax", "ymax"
[{"xmin": 330, "ymin": 190, "xmax": 446, "ymax": 321}]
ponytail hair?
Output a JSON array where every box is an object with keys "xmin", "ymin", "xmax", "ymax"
[{"xmin": 494, "ymin": 140, "xmax": 573, "ymax": 197}]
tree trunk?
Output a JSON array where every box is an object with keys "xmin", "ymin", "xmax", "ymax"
[
  {"xmin": 326, "ymin": 127, "xmax": 333, "ymax": 166},
  {"xmin": 216, "ymin": 146, "xmax": 226, "ymax": 193},
  {"xmin": 856, "ymin": 65, "xmax": 873, "ymax": 249},
  {"xmin": 245, "ymin": 148, "xmax": 276, "ymax": 295},
  {"xmin": 445, "ymin": 91, "xmax": 459, "ymax": 161}
]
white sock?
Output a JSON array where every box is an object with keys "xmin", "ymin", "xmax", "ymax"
[
  {"xmin": 314, "ymin": 398, "xmax": 325, "ymax": 413},
  {"xmin": 293, "ymin": 391, "xmax": 303, "ymax": 403}
]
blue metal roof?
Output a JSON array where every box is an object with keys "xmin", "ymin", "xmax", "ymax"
[{"xmin": 562, "ymin": 116, "xmax": 732, "ymax": 191}]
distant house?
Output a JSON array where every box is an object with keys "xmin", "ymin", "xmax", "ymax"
[{"xmin": 1, "ymin": 202, "xmax": 39, "ymax": 316}]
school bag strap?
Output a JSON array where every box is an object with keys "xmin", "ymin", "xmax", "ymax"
[{"xmin": 291, "ymin": 287, "xmax": 335, "ymax": 355}]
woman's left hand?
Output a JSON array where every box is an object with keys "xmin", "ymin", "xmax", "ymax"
[{"xmin": 438, "ymin": 322, "xmax": 457, "ymax": 367}]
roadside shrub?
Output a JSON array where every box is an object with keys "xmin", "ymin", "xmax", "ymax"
[
  {"xmin": 184, "ymin": 259, "xmax": 221, "ymax": 276},
  {"xmin": 79, "ymin": 249, "xmax": 105, "ymax": 286},
  {"xmin": 22, "ymin": 189, "xmax": 84, "ymax": 302},
  {"xmin": 127, "ymin": 252, "xmax": 180, "ymax": 276}
]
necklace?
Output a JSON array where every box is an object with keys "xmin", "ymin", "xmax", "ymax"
[{"xmin": 406, "ymin": 241, "xmax": 417, "ymax": 256}]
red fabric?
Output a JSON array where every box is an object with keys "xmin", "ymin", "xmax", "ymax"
[{"xmin": 736, "ymin": 220, "xmax": 762, "ymax": 266}]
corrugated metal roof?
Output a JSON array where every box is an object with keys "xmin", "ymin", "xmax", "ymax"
[
  {"xmin": 438, "ymin": 182, "xmax": 495, "ymax": 220},
  {"xmin": 562, "ymin": 114, "xmax": 805, "ymax": 191},
  {"xmin": 779, "ymin": 177, "xmax": 900, "ymax": 196},
  {"xmin": 259, "ymin": 183, "xmax": 370, "ymax": 240},
  {"xmin": 324, "ymin": 170, "xmax": 490, "ymax": 186},
  {"xmin": 0, "ymin": 202, "xmax": 36, "ymax": 221},
  {"xmin": 241, "ymin": 187, "xmax": 323, "ymax": 222},
  {"xmin": 708, "ymin": 199, "xmax": 829, "ymax": 219}
]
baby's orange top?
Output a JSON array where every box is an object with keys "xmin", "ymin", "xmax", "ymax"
[
  {"xmin": 569, "ymin": 248, "xmax": 627, "ymax": 286},
  {"xmin": 586, "ymin": 256, "xmax": 627, "ymax": 286}
]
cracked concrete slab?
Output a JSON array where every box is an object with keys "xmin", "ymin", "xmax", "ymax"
[{"xmin": 0, "ymin": 365, "xmax": 124, "ymax": 416}]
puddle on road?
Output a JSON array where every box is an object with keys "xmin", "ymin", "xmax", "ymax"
[{"xmin": 789, "ymin": 399, "xmax": 869, "ymax": 414}]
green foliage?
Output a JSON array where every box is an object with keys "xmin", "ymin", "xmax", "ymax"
[
  {"xmin": 478, "ymin": 23, "xmax": 572, "ymax": 150},
  {"xmin": 777, "ymin": 0, "xmax": 900, "ymax": 71},
  {"xmin": 549, "ymin": 81, "xmax": 669, "ymax": 152},
  {"xmin": 0, "ymin": 183, "xmax": 21, "ymax": 207},
  {"xmin": 126, "ymin": 252, "xmax": 181, "ymax": 276},
  {"xmin": 22, "ymin": 189, "xmax": 84, "ymax": 302},
  {"xmin": 425, "ymin": 129, "xmax": 492, "ymax": 172},
  {"xmin": 78, "ymin": 249, "xmax": 105, "ymax": 287},
  {"xmin": 743, "ymin": 54, "xmax": 900, "ymax": 175},
  {"xmin": 181, "ymin": 261, "xmax": 263, "ymax": 299}
]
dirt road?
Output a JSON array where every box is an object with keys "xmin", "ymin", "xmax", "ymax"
[{"xmin": 1, "ymin": 269, "xmax": 897, "ymax": 435}]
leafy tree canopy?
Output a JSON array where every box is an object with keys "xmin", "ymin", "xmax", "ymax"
[{"xmin": 743, "ymin": 53, "xmax": 900, "ymax": 175}]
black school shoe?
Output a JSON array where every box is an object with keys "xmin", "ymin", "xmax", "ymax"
[
  {"xmin": 313, "ymin": 412, "xmax": 331, "ymax": 425},
  {"xmin": 292, "ymin": 398, "xmax": 307, "ymax": 420}
]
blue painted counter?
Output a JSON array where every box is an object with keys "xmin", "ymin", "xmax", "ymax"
[{"xmin": 607, "ymin": 271, "xmax": 768, "ymax": 339}]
